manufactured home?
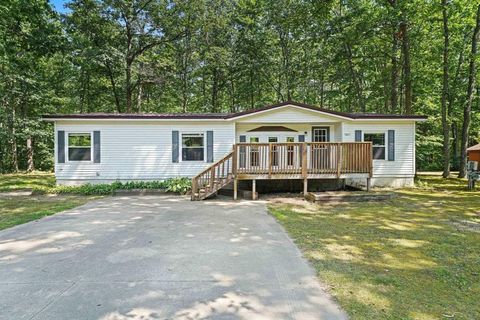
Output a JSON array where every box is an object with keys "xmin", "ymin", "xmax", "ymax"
[{"xmin": 43, "ymin": 101, "xmax": 427, "ymax": 200}]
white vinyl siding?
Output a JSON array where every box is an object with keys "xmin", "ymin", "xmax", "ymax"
[
  {"xmin": 55, "ymin": 121, "xmax": 234, "ymax": 184},
  {"xmin": 235, "ymin": 105, "xmax": 347, "ymax": 123},
  {"xmin": 342, "ymin": 122, "xmax": 415, "ymax": 178}
]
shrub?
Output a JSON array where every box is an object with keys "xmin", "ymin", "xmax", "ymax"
[
  {"xmin": 162, "ymin": 177, "xmax": 191, "ymax": 194},
  {"xmin": 32, "ymin": 178, "xmax": 192, "ymax": 195}
]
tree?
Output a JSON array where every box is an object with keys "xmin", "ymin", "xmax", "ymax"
[
  {"xmin": 441, "ymin": 0, "xmax": 450, "ymax": 178},
  {"xmin": 459, "ymin": 4, "xmax": 480, "ymax": 178}
]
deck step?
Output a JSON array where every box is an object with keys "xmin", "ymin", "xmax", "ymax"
[{"xmin": 305, "ymin": 191, "xmax": 396, "ymax": 203}]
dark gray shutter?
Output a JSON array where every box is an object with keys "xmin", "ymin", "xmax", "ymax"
[
  {"xmin": 206, "ymin": 131, "xmax": 214, "ymax": 162},
  {"xmin": 355, "ymin": 130, "xmax": 362, "ymax": 142},
  {"xmin": 93, "ymin": 131, "xmax": 101, "ymax": 163},
  {"xmin": 58, "ymin": 131, "xmax": 65, "ymax": 163},
  {"xmin": 239, "ymin": 135, "xmax": 246, "ymax": 142},
  {"xmin": 172, "ymin": 131, "xmax": 179, "ymax": 163},
  {"xmin": 388, "ymin": 130, "xmax": 395, "ymax": 161},
  {"xmin": 298, "ymin": 135, "xmax": 305, "ymax": 142}
]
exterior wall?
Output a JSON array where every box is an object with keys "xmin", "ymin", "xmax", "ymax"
[
  {"xmin": 235, "ymin": 123, "xmax": 341, "ymax": 143},
  {"xmin": 342, "ymin": 121, "xmax": 416, "ymax": 179},
  {"xmin": 55, "ymin": 120, "xmax": 235, "ymax": 185}
]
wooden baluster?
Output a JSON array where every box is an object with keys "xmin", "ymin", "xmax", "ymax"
[{"xmin": 337, "ymin": 143, "xmax": 341, "ymax": 177}]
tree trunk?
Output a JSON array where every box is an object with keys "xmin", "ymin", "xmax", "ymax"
[
  {"xmin": 11, "ymin": 106, "xmax": 18, "ymax": 172},
  {"xmin": 452, "ymin": 122, "xmax": 459, "ymax": 170},
  {"xmin": 391, "ymin": 28, "xmax": 400, "ymax": 113},
  {"xmin": 441, "ymin": 0, "xmax": 450, "ymax": 178},
  {"xmin": 401, "ymin": 18, "xmax": 412, "ymax": 114},
  {"xmin": 345, "ymin": 43, "xmax": 366, "ymax": 112},
  {"xmin": 136, "ymin": 81, "xmax": 143, "ymax": 113},
  {"xmin": 126, "ymin": 58, "xmax": 133, "ymax": 113},
  {"xmin": 26, "ymin": 136, "xmax": 34, "ymax": 172},
  {"xmin": 459, "ymin": 4, "xmax": 480, "ymax": 178},
  {"xmin": 105, "ymin": 63, "xmax": 122, "ymax": 113},
  {"xmin": 211, "ymin": 67, "xmax": 219, "ymax": 113},
  {"xmin": 320, "ymin": 72, "xmax": 325, "ymax": 108}
]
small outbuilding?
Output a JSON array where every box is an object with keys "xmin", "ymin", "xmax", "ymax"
[{"xmin": 467, "ymin": 143, "xmax": 480, "ymax": 162}]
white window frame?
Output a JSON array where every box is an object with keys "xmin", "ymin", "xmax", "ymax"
[
  {"xmin": 363, "ymin": 131, "xmax": 387, "ymax": 161},
  {"xmin": 180, "ymin": 131, "xmax": 206, "ymax": 162},
  {"xmin": 66, "ymin": 131, "xmax": 93, "ymax": 163}
]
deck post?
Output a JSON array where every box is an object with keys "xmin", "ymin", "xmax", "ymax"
[
  {"xmin": 303, "ymin": 178, "xmax": 308, "ymax": 196},
  {"xmin": 233, "ymin": 178, "xmax": 238, "ymax": 200},
  {"xmin": 366, "ymin": 177, "xmax": 371, "ymax": 192},
  {"xmin": 301, "ymin": 143, "xmax": 307, "ymax": 178},
  {"xmin": 252, "ymin": 179, "xmax": 257, "ymax": 200}
]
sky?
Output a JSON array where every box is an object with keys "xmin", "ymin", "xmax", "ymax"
[{"xmin": 50, "ymin": 0, "xmax": 70, "ymax": 14}]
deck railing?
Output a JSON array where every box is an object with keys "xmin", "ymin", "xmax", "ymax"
[
  {"xmin": 191, "ymin": 151, "xmax": 234, "ymax": 200},
  {"xmin": 233, "ymin": 142, "xmax": 372, "ymax": 178}
]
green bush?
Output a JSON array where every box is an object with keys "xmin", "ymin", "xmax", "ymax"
[
  {"xmin": 32, "ymin": 178, "xmax": 192, "ymax": 196},
  {"xmin": 162, "ymin": 177, "xmax": 191, "ymax": 194}
]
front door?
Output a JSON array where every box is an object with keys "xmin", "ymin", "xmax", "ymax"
[
  {"xmin": 311, "ymin": 127, "xmax": 331, "ymax": 172},
  {"xmin": 312, "ymin": 127, "xmax": 330, "ymax": 142}
]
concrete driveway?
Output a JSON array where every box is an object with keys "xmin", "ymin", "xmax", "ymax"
[{"xmin": 0, "ymin": 195, "xmax": 346, "ymax": 320}]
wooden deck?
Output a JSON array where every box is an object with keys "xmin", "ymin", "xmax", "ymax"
[
  {"xmin": 191, "ymin": 142, "xmax": 373, "ymax": 200},
  {"xmin": 234, "ymin": 142, "xmax": 372, "ymax": 179}
]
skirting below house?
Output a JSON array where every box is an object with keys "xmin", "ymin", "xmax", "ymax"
[{"xmin": 346, "ymin": 177, "xmax": 414, "ymax": 189}]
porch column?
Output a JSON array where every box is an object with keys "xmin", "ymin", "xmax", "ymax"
[
  {"xmin": 233, "ymin": 179, "xmax": 238, "ymax": 200},
  {"xmin": 252, "ymin": 179, "xmax": 257, "ymax": 200},
  {"xmin": 303, "ymin": 178, "xmax": 308, "ymax": 196}
]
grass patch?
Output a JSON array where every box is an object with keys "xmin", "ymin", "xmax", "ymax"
[
  {"xmin": 0, "ymin": 195, "xmax": 98, "ymax": 230},
  {"xmin": 0, "ymin": 172, "xmax": 55, "ymax": 191},
  {"xmin": 269, "ymin": 175, "xmax": 480, "ymax": 320}
]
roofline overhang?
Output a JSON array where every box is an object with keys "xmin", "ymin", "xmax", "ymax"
[{"xmin": 42, "ymin": 101, "xmax": 428, "ymax": 122}]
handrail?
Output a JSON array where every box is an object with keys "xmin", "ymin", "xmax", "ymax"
[
  {"xmin": 192, "ymin": 151, "xmax": 234, "ymax": 180},
  {"xmin": 191, "ymin": 151, "xmax": 234, "ymax": 200}
]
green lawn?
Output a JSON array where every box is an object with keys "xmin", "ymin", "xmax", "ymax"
[
  {"xmin": 0, "ymin": 172, "xmax": 98, "ymax": 230},
  {"xmin": 269, "ymin": 176, "xmax": 480, "ymax": 320},
  {"xmin": 0, "ymin": 195, "xmax": 98, "ymax": 230},
  {"xmin": 0, "ymin": 172, "xmax": 55, "ymax": 191}
]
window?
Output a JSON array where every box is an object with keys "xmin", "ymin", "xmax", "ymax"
[
  {"xmin": 182, "ymin": 133, "xmax": 204, "ymax": 161},
  {"xmin": 286, "ymin": 137, "xmax": 295, "ymax": 166},
  {"xmin": 269, "ymin": 137, "xmax": 278, "ymax": 166},
  {"xmin": 364, "ymin": 133, "xmax": 386, "ymax": 160},
  {"xmin": 68, "ymin": 133, "xmax": 91, "ymax": 161},
  {"xmin": 249, "ymin": 137, "xmax": 259, "ymax": 143}
]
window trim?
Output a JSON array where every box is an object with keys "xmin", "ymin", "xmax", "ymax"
[
  {"xmin": 363, "ymin": 131, "xmax": 387, "ymax": 161},
  {"xmin": 180, "ymin": 131, "xmax": 206, "ymax": 162},
  {"xmin": 66, "ymin": 131, "xmax": 93, "ymax": 163}
]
